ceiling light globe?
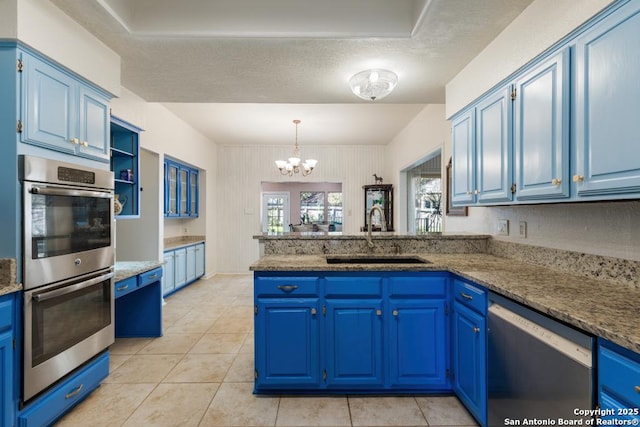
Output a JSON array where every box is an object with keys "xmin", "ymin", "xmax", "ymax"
[{"xmin": 349, "ymin": 68, "xmax": 398, "ymax": 101}]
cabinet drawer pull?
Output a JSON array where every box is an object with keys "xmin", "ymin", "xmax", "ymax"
[
  {"xmin": 117, "ymin": 285, "xmax": 129, "ymax": 291},
  {"xmin": 65, "ymin": 384, "xmax": 84, "ymax": 399},
  {"xmin": 147, "ymin": 274, "xmax": 158, "ymax": 280},
  {"xmin": 277, "ymin": 285, "xmax": 298, "ymax": 292},
  {"xmin": 460, "ymin": 292, "xmax": 473, "ymax": 300},
  {"xmin": 473, "ymin": 327, "xmax": 480, "ymax": 333},
  {"xmin": 635, "ymin": 385, "xmax": 640, "ymax": 393}
]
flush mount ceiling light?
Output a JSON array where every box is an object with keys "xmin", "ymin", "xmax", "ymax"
[
  {"xmin": 349, "ymin": 69, "xmax": 398, "ymax": 101},
  {"xmin": 275, "ymin": 120, "xmax": 317, "ymax": 177}
]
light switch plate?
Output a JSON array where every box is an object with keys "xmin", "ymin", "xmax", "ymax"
[
  {"xmin": 496, "ymin": 219, "xmax": 509, "ymax": 236},
  {"xmin": 519, "ymin": 221, "xmax": 527, "ymax": 238}
]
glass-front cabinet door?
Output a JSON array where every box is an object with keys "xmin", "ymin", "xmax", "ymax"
[
  {"xmin": 179, "ymin": 168, "xmax": 188, "ymax": 216},
  {"xmin": 189, "ymin": 169, "xmax": 198, "ymax": 217},
  {"xmin": 165, "ymin": 161, "xmax": 179, "ymax": 216}
]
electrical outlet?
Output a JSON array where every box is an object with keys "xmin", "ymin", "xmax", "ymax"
[
  {"xmin": 519, "ymin": 221, "xmax": 527, "ymax": 238},
  {"xmin": 496, "ymin": 219, "xmax": 509, "ymax": 236}
]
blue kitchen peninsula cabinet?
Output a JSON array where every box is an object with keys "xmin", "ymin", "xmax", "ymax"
[
  {"xmin": 253, "ymin": 271, "xmax": 450, "ymax": 393},
  {"xmin": 0, "ymin": 293, "xmax": 16, "ymax": 427},
  {"xmin": 451, "ymin": 279, "xmax": 487, "ymax": 427},
  {"xmin": 254, "ymin": 276, "xmax": 321, "ymax": 389},
  {"xmin": 20, "ymin": 50, "xmax": 110, "ymax": 163}
]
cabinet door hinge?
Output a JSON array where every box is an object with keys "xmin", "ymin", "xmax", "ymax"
[
  {"xmin": 254, "ymin": 305, "xmax": 258, "ymax": 315},
  {"xmin": 511, "ymin": 88, "xmax": 517, "ymax": 100},
  {"xmin": 447, "ymin": 369, "xmax": 453, "ymax": 380},
  {"xmin": 323, "ymin": 369, "xmax": 327, "ymax": 382},
  {"xmin": 17, "ymin": 58, "xmax": 23, "ymax": 72},
  {"xmin": 511, "ymin": 183, "xmax": 517, "ymax": 194},
  {"xmin": 322, "ymin": 305, "xmax": 326, "ymax": 316},
  {"xmin": 445, "ymin": 303, "xmax": 449, "ymax": 316},
  {"xmin": 17, "ymin": 120, "xmax": 23, "ymax": 133},
  {"xmin": 13, "ymin": 339, "xmax": 17, "ymax": 349}
]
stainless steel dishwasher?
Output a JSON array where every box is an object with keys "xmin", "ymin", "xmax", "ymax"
[{"xmin": 487, "ymin": 292, "xmax": 594, "ymax": 426}]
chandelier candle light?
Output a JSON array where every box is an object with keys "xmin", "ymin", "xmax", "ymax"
[
  {"xmin": 275, "ymin": 119, "xmax": 317, "ymax": 177},
  {"xmin": 349, "ymin": 69, "xmax": 398, "ymax": 101}
]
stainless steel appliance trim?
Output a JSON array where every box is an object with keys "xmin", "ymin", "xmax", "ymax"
[
  {"xmin": 23, "ymin": 269, "xmax": 114, "ymax": 402},
  {"xmin": 30, "ymin": 185, "xmax": 114, "ymax": 199},
  {"xmin": 19, "ymin": 155, "xmax": 114, "ymax": 190},
  {"xmin": 33, "ymin": 271, "xmax": 114, "ymax": 303},
  {"xmin": 22, "ymin": 181, "xmax": 114, "ymax": 290}
]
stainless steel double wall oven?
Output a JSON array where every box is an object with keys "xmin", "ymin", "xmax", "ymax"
[{"xmin": 20, "ymin": 155, "xmax": 115, "ymax": 402}]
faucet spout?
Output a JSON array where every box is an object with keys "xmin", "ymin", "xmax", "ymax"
[{"xmin": 367, "ymin": 205, "xmax": 387, "ymax": 248}]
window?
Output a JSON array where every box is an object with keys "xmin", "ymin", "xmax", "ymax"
[
  {"xmin": 406, "ymin": 154, "xmax": 442, "ymax": 233},
  {"xmin": 300, "ymin": 191, "xmax": 324, "ymax": 223},
  {"xmin": 262, "ymin": 192, "xmax": 290, "ymax": 233},
  {"xmin": 327, "ymin": 192, "xmax": 343, "ymax": 225}
]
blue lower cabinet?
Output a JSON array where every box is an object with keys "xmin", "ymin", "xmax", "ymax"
[
  {"xmin": 254, "ymin": 298, "xmax": 321, "ymax": 389},
  {"xmin": 325, "ymin": 300, "xmax": 384, "ymax": 388},
  {"xmin": 253, "ymin": 272, "xmax": 451, "ymax": 393},
  {"xmin": 0, "ymin": 293, "xmax": 15, "ymax": 427},
  {"xmin": 18, "ymin": 351, "xmax": 109, "ymax": 427},
  {"xmin": 163, "ymin": 243, "xmax": 206, "ymax": 297},
  {"xmin": 388, "ymin": 299, "xmax": 449, "ymax": 389},
  {"xmin": 598, "ymin": 339, "xmax": 640, "ymax": 424},
  {"xmin": 115, "ymin": 267, "xmax": 163, "ymax": 338}
]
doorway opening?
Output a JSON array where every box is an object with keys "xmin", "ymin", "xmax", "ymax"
[{"xmin": 406, "ymin": 152, "xmax": 442, "ymax": 233}]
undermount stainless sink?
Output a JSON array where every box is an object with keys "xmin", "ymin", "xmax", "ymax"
[{"xmin": 325, "ymin": 255, "xmax": 431, "ymax": 264}]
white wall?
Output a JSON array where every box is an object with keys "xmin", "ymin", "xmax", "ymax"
[
  {"xmin": 442, "ymin": 0, "xmax": 640, "ymax": 261},
  {"xmin": 385, "ymin": 105, "xmax": 450, "ymax": 232},
  {"xmin": 0, "ymin": 0, "xmax": 17, "ymax": 38},
  {"xmin": 15, "ymin": 0, "xmax": 120, "ymax": 95},
  {"xmin": 110, "ymin": 88, "xmax": 218, "ymax": 273},
  {"xmin": 217, "ymin": 144, "xmax": 387, "ymax": 273},
  {"xmin": 446, "ymin": 0, "xmax": 614, "ymax": 117}
]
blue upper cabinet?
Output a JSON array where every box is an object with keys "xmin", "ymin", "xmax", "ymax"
[
  {"xmin": 164, "ymin": 158, "xmax": 199, "ymax": 218},
  {"xmin": 475, "ymin": 87, "xmax": 513, "ymax": 204},
  {"xmin": 451, "ymin": 109, "xmax": 475, "ymax": 204},
  {"xmin": 574, "ymin": 1, "xmax": 640, "ymax": 197},
  {"xmin": 20, "ymin": 51, "xmax": 111, "ymax": 163},
  {"xmin": 514, "ymin": 48, "xmax": 570, "ymax": 201},
  {"xmin": 451, "ymin": 86, "xmax": 512, "ymax": 205},
  {"xmin": 110, "ymin": 116, "xmax": 142, "ymax": 217}
]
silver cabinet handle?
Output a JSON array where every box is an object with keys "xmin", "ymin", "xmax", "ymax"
[
  {"xmin": 473, "ymin": 327, "xmax": 480, "ymax": 333},
  {"xmin": 635, "ymin": 385, "xmax": 640, "ymax": 393},
  {"xmin": 147, "ymin": 274, "xmax": 158, "ymax": 280},
  {"xmin": 573, "ymin": 175, "xmax": 584, "ymax": 182},
  {"xmin": 65, "ymin": 384, "xmax": 84, "ymax": 399},
  {"xmin": 376, "ymin": 309, "xmax": 382, "ymax": 316},
  {"xmin": 117, "ymin": 285, "xmax": 129, "ymax": 292},
  {"xmin": 277, "ymin": 285, "xmax": 298, "ymax": 292},
  {"xmin": 70, "ymin": 137, "xmax": 79, "ymax": 145},
  {"xmin": 311, "ymin": 308, "xmax": 317, "ymax": 315},
  {"xmin": 551, "ymin": 178, "xmax": 562, "ymax": 185},
  {"xmin": 460, "ymin": 292, "xmax": 473, "ymax": 300},
  {"xmin": 81, "ymin": 141, "xmax": 88, "ymax": 147},
  {"xmin": 392, "ymin": 310, "xmax": 399, "ymax": 316}
]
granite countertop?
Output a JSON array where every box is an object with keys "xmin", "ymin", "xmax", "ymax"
[
  {"xmin": 0, "ymin": 258, "xmax": 21, "ymax": 296},
  {"xmin": 115, "ymin": 261, "xmax": 164, "ymax": 282},
  {"xmin": 254, "ymin": 232, "xmax": 489, "ymax": 240},
  {"xmin": 250, "ymin": 253, "xmax": 640, "ymax": 353},
  {"xmin": 164, "ymin": 235, "xmax": 206, "ymax": 251}
]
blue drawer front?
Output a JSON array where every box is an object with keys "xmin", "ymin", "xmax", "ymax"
[
  {"xmin": 114, "ymin": 276, "xmax": 137, "ymax": 299},
  {"xmin": 324, "ymin": 276, "xmax": 383, "ymax": 298},
  {"xmin": 255, "ymin": 276, "xmax": 319, "ymax": 297},
  {"xmin": 599, "ymin": 345, "xmax": 640, "ymax": 407},
  {"xmin": 139, "ymin": 267, "xmax": 163, "ymax": 288},
  {"xmin": 388, "ymin": 275, "xmax": 447, "ymax": 298},
  {"xmin": 453, "ymin": 279, "xmax": 487, "ymax": 315},
  {"xmin": 18, "ymin": 351, "xmax": 109, "ymax": 427}
]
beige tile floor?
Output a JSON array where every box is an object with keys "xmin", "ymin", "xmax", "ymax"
[{"xmin": 56, "ymin": 274, "xmax": 479, "ymax": 427}]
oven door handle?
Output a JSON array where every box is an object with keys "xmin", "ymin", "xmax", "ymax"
[
  {"xmin": 33, "ymin": 272, "xmax": 114, "ymax": 303},
  {"xmin": 30, "ymin": 186, "xmax": 113, "ymax": 199}
]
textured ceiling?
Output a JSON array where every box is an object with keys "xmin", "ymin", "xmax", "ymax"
[{"xmin": 50, "ymin": 0, "xmax": 535, "ymax": 145}]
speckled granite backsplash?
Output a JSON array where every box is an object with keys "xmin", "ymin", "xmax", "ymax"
[
  {"xmin": 0, "ymin": 259, "xmax": 17, "ymax": 284},
  {"xmin": 489, "ymin": 240, "xmax": 639, "ymax": 289},
  {"xmin": 260, "ymin": 235, "xmax": 489, "ymax": 256}
]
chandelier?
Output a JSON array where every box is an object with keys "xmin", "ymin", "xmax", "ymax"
[
  {"xmin": 349, "ymin": 69, "xmax": 398, "ymax": 101},
  {"xmin": 275, "ymin": 120, "xmax": 317, "ymax": 176}
]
